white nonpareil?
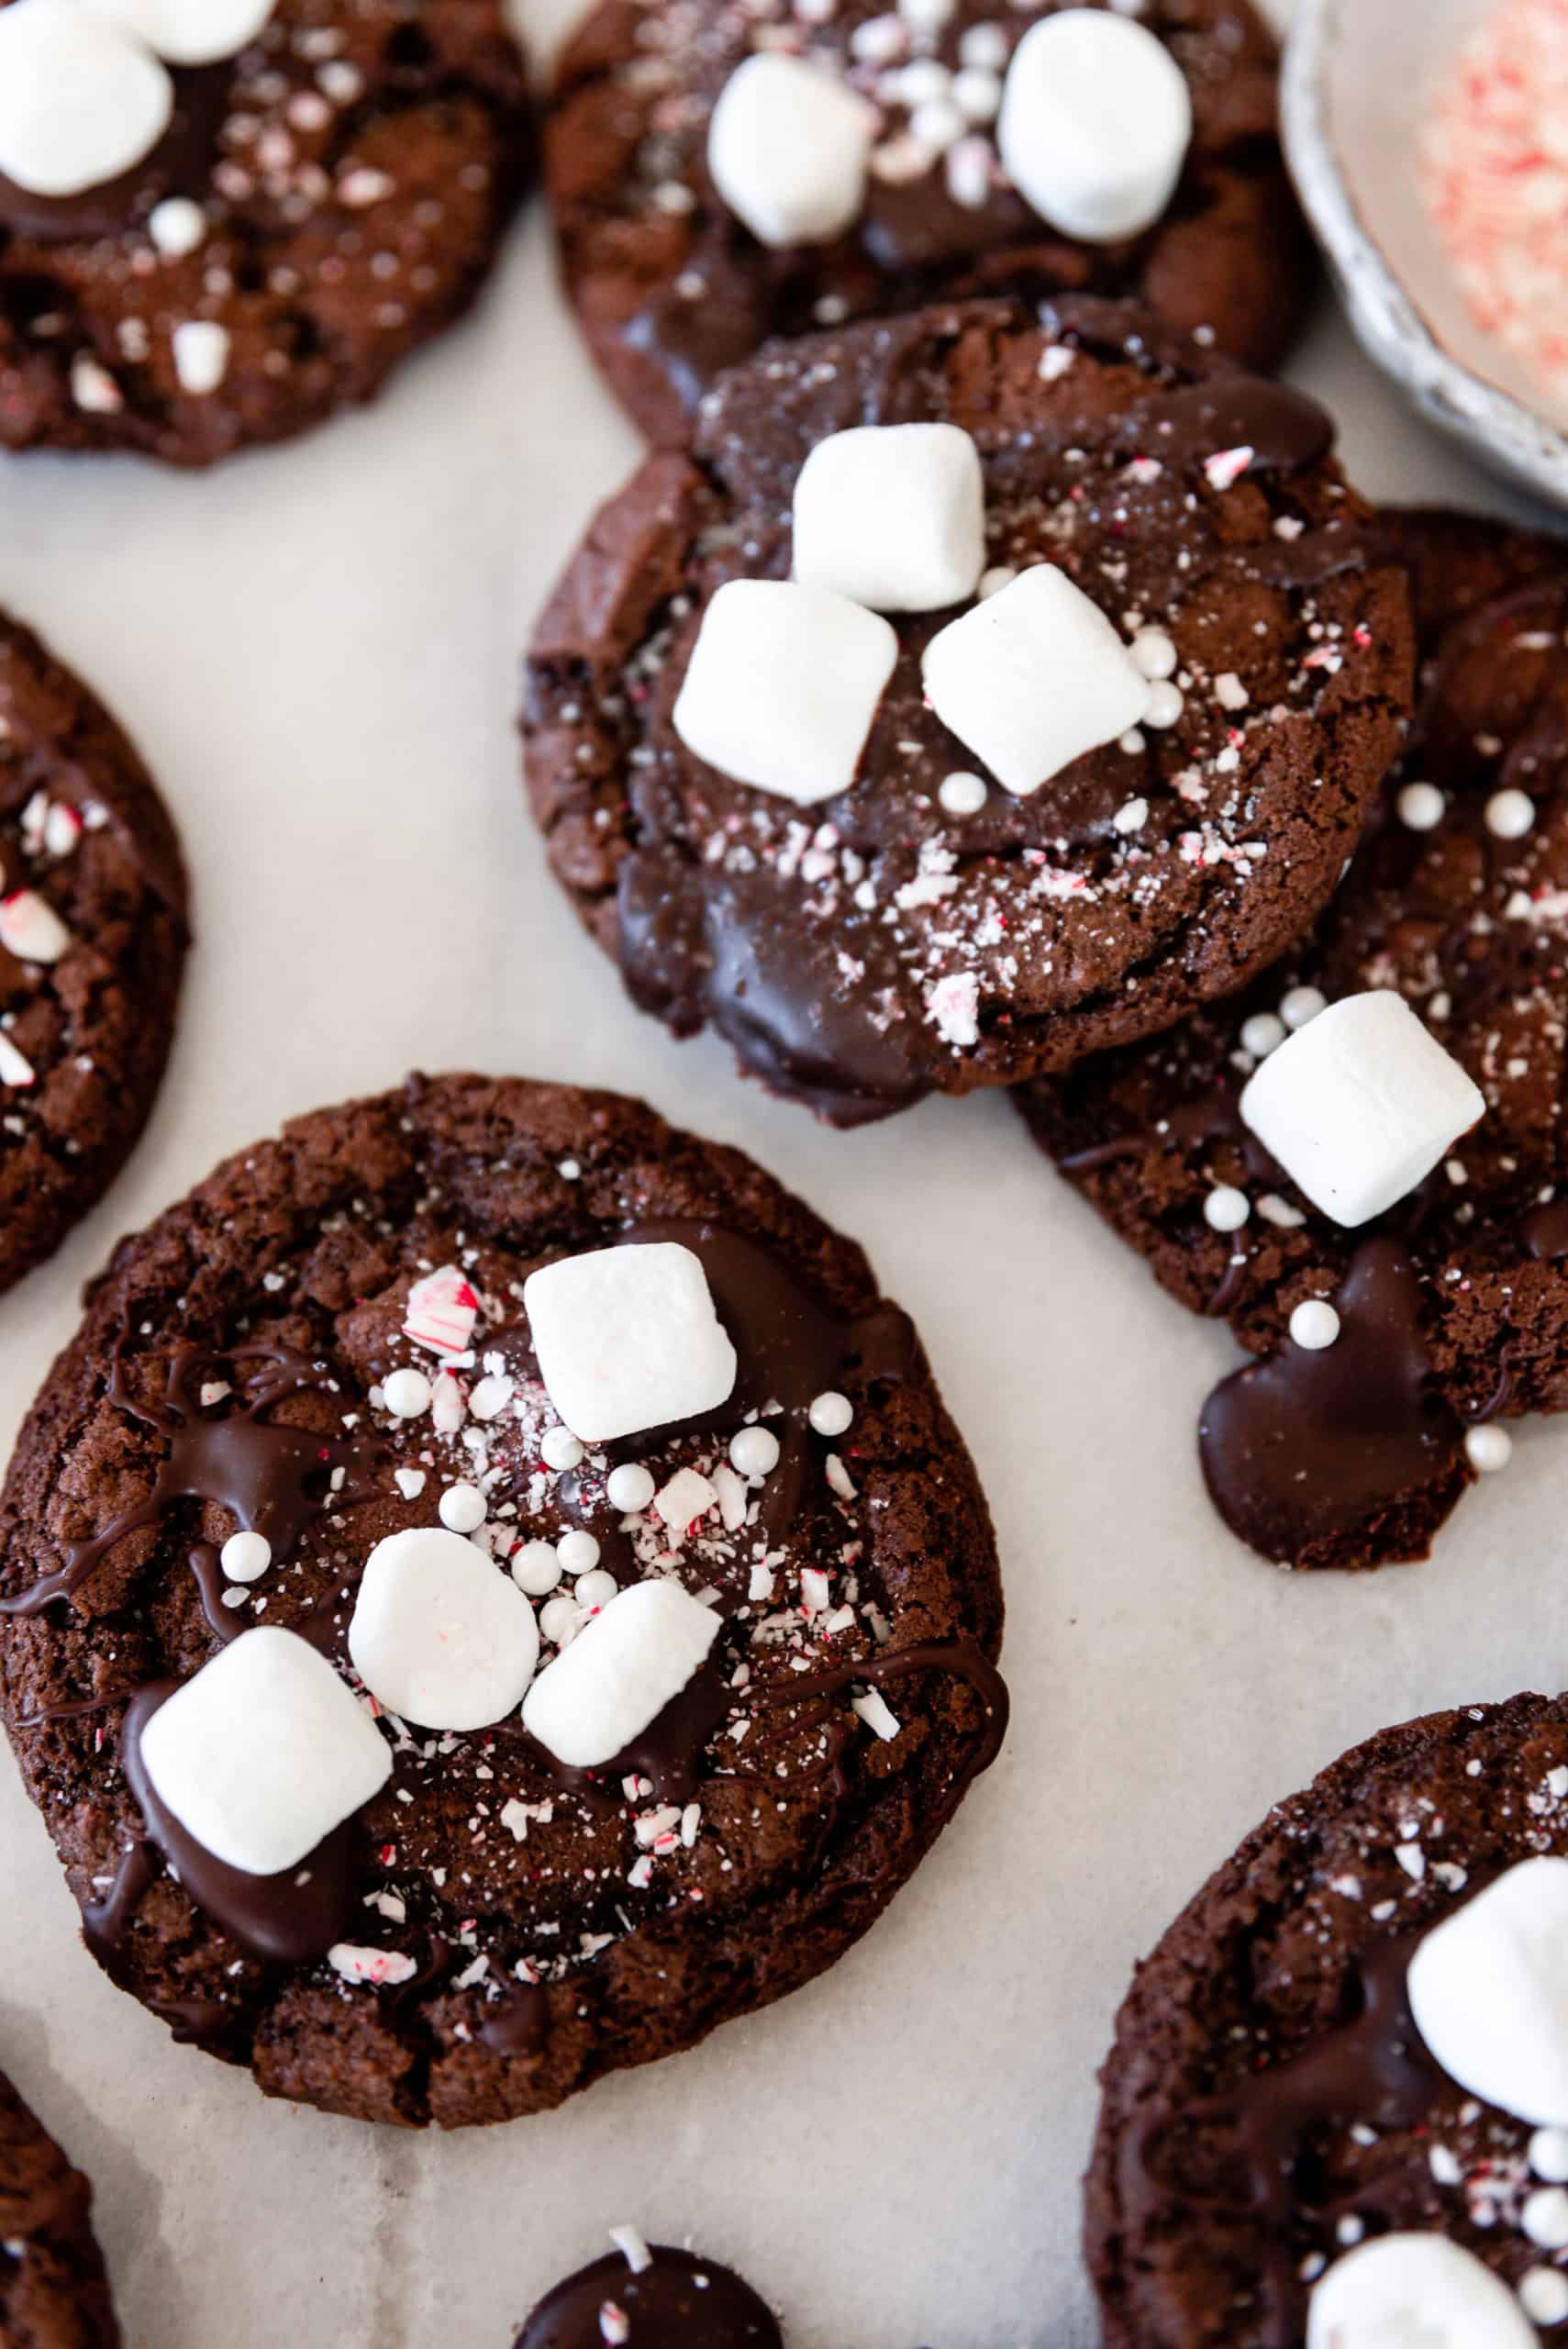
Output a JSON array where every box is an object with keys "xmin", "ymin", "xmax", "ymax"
[
  {"xmin": 997, "ymin": 10, "xmax": 1193, "ymax": 244},
  {"xmin": 1240, "ymin": 992, "xmax": 1485, "ymax": 1229},
  {"xmin": 921, "ymin": 564, "xmax": 1151, "ymax": 796},
  {"xmin": 139, "ymin": 1626, "xmax": 392, "ymax": 1877},
  {"xmin": 0, "ymin": 1, "xmax": 172, "ymax": 199},
  {"xmin": 707, "ymin": 53, "xmax": 877, "ymax": 248},
  {"xmin": 90, "ymin": 0, "xmax": 276, "ymax": 66},
  {"xmin": 1306, "ymin": 2232, "xmax": 1536, "ymax": 2347},
  {"xmin": 348, "ymin": 1527, "xmax": 541, "ymax": 1732},
  {"xmin": 521, "ymin": 1579, "xmax": 722, "ymax": 1770},
  {"xmin": 793, "ymin": 424, "xmax": 987, "ymax": 614},
  {"xmin": 523, "ymin": 1241, "xmax": 738, "ymax": 1443},
  {"xmin": 673, "ymin": 579, "xmax": 897, "ymax": 806},
  {"xmin": 1407, "ymin": 1856, "xmax": 1568, "ymax": 2127}
]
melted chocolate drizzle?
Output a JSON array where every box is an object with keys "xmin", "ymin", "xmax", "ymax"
[
  {"xmin": 1198, "ymin": 1241, "xmax": 1464, "ymax": 1566},
  {"xmin": 1130, "ymin": 1922, "xmax": 1457, "ymax": 2342},
  {"xmin": 761, "ymin": 1638, "xmax": 1010, "ymax": 1779},
  {"xmin": 515, "ymin": 2246, "xmax": 782, "ymax": 2349},
  {"xmin": 0, "ymin": 1341, "xmax": 384, "ymax": 1620}
]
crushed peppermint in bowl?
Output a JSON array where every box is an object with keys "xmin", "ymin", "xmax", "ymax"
[{"xmin": 1283, "ymin": 0, "xmax": 1568, "ymax": 509}]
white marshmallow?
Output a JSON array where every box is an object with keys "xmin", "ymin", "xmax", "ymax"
[
  {"xmin": 348, "ymin": 1527, "xmax": 539, "ymax": 1733},
  {"xmin": 921, "ymin": 564, "xmax": 1151, "ymax": 797},
  {"xmin": 793, "ymin": 424, "xmax": 986, "ymax": 613},
  {"xmin": 1240, "ymin": 992, "xmax": 1485, "ymax": 1230},
  {"xmin": 521, "ymin": 1579, "xmax": 722, "ymax": 1771},
  {"xmin": 139, "ymin": 1627, "xmax": 391, "ymax": 1877},
  {"xmin": 673, "ymin": 580, "xmax": 897, "ymax": 807},
  {"xmin": 996, "ymin": 10, "xmax": 1193, "ymax": 244},
  {"xmin": 1407, "ymin": 1857, "xmax": 1568, "ymax": 2127},
  {"xmin": 88, "ymin": 0, "xmax": 276, "ymax": 65},
  {"xmin": 1307, "ymin": 2234, "xmax": 1535, "ymax": 2349},
  {"xmin": 524, "ymin": 1241, "xmax": 738, "ymax": 1444},
  {"xmin": 0, "ymin": 3, "xmax": 172, "ymax": 199},
  {"xmin": 707, "ymin": 53, "xmax": 877, "ymax": 248}
]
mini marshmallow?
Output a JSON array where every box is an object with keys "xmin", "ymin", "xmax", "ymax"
[
  {"xmin": 997, "ymin": 11, "xmax": 1193, "ymax": 244},
  {"xmin": 921, "ymin": 564, "xmax": 1151, "ymax": 797},
  {"xmin": 521, "ymin": 1579, "xmax": 721, "ymax": 1771},
  {"xmin": 707, "ymin": 53, "xmax": 877, "ymax": 248},
  {"xmin": 89, "ymin": 0, "xmax": 277, "ymax": 64},
  {"xmin": 793, "ymin": 424, "xmax": 986, "ymax": 613},
  {"xmin": 1407, "ymin": 1856, "xmax": 1568, "ymax": 2126},
  {"xmin": 0, "ymin": 3, "xmax": 172, "ymax": 199},
  {"xmin": 524, "ymin": 1241, "xmax": 737, "ymax": 1444},
  {"xmin": 1240, "ymin": 992, "xmax": 1485, "ymax": 1229},
  {"xmin": 1307, "ymin": 2235, "xmax": 1535, "ymax": 2349},
  {"xmin": 673, "ymin": 580, "xmax": 897, "ymax": 806},
  {"xmin": 139, "ymin": 1627, "xmax": 391, "ymax": 1877},
  {"xmin": 348, "ymin": 1527, "xmax": 539, "ymax": 1733}
]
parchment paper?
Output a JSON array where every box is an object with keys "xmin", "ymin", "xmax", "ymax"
[{"xmin": 0, "ymin": 4, "xmax": 1562, "ymax": 2343}]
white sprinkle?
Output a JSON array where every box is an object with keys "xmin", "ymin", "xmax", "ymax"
[
  {"xmin": 1112, "ymin": 796, "xmax": 1149, "ymax": 835},
  {"xmin": 1486, "ymin": 786, "xmax": 1536, "ymax": 841},
  {"xmin": 1203, "ymin": 1186, "xmax": 1250, "ymax": 1234},
  {"xmin": 1531, "ymin": 2130, "xmax": 1568, "ymax": 2183},
  {"xmin": 149, "ymin": 197, "xmax": 206, "ymax": 259},
  {"xmin": 729, "ymin": 1426, "xmax": 781, "ymax": 1478},
  {"xmin": 540, "ymin": 1425, "xmax": 584, "ymax": 1472},
  {"xmin": 539, "ymin": 1593, "xmax": 581, "ymax": 1648},
  {"xmin": 606, "ymin": 1463, "xmax": 656, "ymax": 1513},
  {"xmin": 1131, "ymin": 629, "xmax": 1178, "ymax": 681},
  {"xmin": 1464, "ymin": 1423, "xmax": 1513, "ymax": 1475},
  {"xmin": 556, "ymin": 1530, "xmax": 600, "ymax": 1575},
  {"xmin": 573, "ymin": 1569, "xmax": 618, "ymax": 1612},
  {"xmin": 939, "ymin": 771, "xmax": 989, "ymax": 818},
  {"xmin": 1520, "ymin": 2268, "xmax": 1568, "ymax": 2326},
  {"xmin": 219, "ymin": 1531, "xmax": 272, "ymax": 1583},
  {"xmin": 512, "ymin": 1542, "xmax": 564, "ymax": 1598},
  {"xmin": 1524, "ymin": 2188, "xmax": 1568, "ymax": 2250},
  {"xmin": 1240, "ymin": 1011, "xmax": 1287, "ymax": 1060},
  {"xmin": 70, "ymin": 356, "xmax": 122, "ymax": 415},
  {"xmin": 1280, "ymin": 985, "xmax": 1327, "ymax": 1030},
  {"xmin": 383, "ymin": 1368, "xmax": 432, "ymax": 1420},
  {"xmin": 1289, "ymin": 1300, "xmax": 1340, "ymax": 1351},
  {"xmin": 1396, "ymin": 781, "xmax": 1445, "ymax": 832},
  {"xmin": 809, "ymin": 1391, "xmax": 853, "ymax": 1437},
  {"xmin": 1143, "ymin": 681, "xmax": 1184, "ymax": 730},
  {"xmin": 609, "ymin": 2228, "xmax": 653, "ymax": 2277},
  {"xmin": 438, "ymin": 1482, "xmax": 487, "ymax": 1533}
]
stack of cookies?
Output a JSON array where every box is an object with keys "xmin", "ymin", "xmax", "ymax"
[{"xmin": 4, "ymin": 1, "xmax": 1568, "ymax": 2344}]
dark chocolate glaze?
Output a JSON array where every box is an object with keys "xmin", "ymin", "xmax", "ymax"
[
  {"xmin": 0, "ymin": 1341, "xmax": 384, "ymax": 1619},
  {"xmin": 1130, "ymin": 1926, "xmax": 1445, "ymax": 2343},
  {"xmin": 0, "ymin": 65, "xmax": 231, "ymax": 244},
  {"xmin": 515, "ymin": 2245, "xmax": 782, "ymax": 2349},
  {"xmin": 120, "ymin": 1682, "xmax": 366, "ymax": 1964},
  {"xmin": 479, "ymin": 1978, "xmax": 550, "ymax": 2056},
  {"xmin": 1525, "ymin": 1201, "xmax": 1568, "ymax": 1262},
  {"xmin": 1198, "ymin": 1241, "xmax": 1465, "ymax": 1569},
  {"xmin": 1136, "ymin": 380, "xmax": 1334, "ymax": 481},
  {"xmin": 763, "ymin": 1638, "xmax": 1010, "ymax": 1778}
]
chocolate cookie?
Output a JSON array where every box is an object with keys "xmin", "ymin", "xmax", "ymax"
[
  {"xmin": 0, "ymin": 0, "xmax": 529, "ymax": 465},
  {"xmin": 1016, "ymin": 518, "xmax": 1568, "ymax": 1572},
  {"xmin": 0, "ymin": 2068, "xmax": 119, "ymax": 2349},
  {"xmin": 0, "ymin": 1074, "xmax": 1006, "ymax": 2129},
  {"xmin": 516, "ymin": 2238, "xmax": 781, "ymax": 2348},
  {"xmin": 1087, "ymin": 1692, "xmax": 1568, "ymax": 2347},
  {"xmin": 524, "ymin": 296, "xmax": 1414, "ymax": 1124},
  {"xmin": 545, "ymin": 0, "xmax": 1313, "ymax": 446},
  {"xmin": 0, "ymin": 613, "xmax": 187, "ymax": 1297}
]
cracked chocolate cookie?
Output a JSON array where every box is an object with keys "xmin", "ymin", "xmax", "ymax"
[
  {"xmin": 1017, "ymin": 517, "xmax": 1568, "ymax": 1572},
  {"xmin": 0, "ymin": 2067, "xmax": 119, "ymax": 2349},
  {"xmin": 0, "ymin": 0, "xmax": 529, "ymax": 465},
  {"xmin": 1088, "ymin": 1693, "xmax": 1568, "ymax": 2348},
  {"xmin": 545, "ymin": 0, "xmax": 1314, "ymax": 446},
  {"xmin": 524, "ymin": 295, "xmax": 1413, "ymax": 1125},
  {"xmin": 0, "ymin": 1074, "xmax": 1006, "ymax": 2129},
  {"xmin": 0, "ymin": 612, "xmax": 187, "ymax": 1297}
]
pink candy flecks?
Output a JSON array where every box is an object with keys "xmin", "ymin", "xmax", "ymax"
[{"xmin": 1423, "ymin": 0, "xmax": 1568, "ymax": 411}]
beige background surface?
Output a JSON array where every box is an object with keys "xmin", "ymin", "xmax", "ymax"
[{"xmin": 0, "ymin": 2, "xmax": 1561, "ymax": 2342}]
